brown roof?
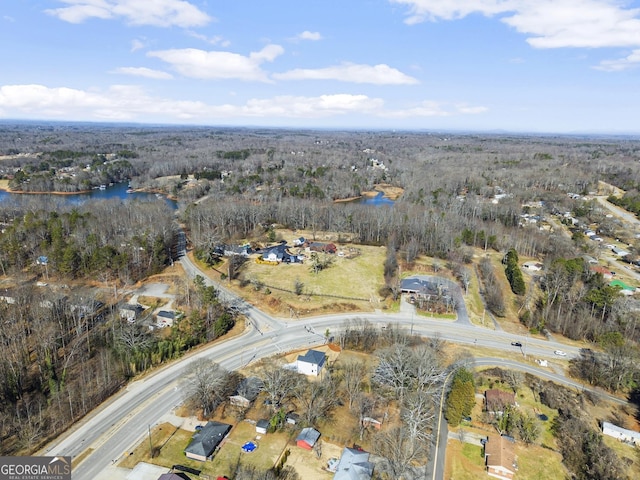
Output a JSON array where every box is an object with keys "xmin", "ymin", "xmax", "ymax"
[
  {"xmin": 485, "ymin": 389, "xmax": 515, "ymax": 406},
  {"xmin": 485, "ymin": 435, "xmax": 516, "ymax": 472}
]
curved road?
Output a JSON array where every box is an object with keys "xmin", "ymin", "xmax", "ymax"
[{"xmin": 43, "ymin": 252, "xmax": 620, "ymax": 480}]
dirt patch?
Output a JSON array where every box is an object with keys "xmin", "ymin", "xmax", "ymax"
[{"xmin": 285, "ymin": 440, "xmax": 343, "ymax": 478}]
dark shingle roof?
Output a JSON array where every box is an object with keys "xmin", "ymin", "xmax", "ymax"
[{"xmin": 184, "ymin": 421, "xmax": 232, "ymax": 458}]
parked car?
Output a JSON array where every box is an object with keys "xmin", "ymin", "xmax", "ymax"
[
  {"xmin": 554, "ymin": 350, "xmax": 567, "ymax": 356},
  {"xmin": 511, "ymin": 342, "xmax": 522, "ymax": 347}
]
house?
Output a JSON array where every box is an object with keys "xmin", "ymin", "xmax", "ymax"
[
  {"xmin": 261, "ymin": 243, "xmax": 302, "ymax": 264},
  {"xmin": 256, "ymin": 419, "xmax": 269, "ymax": 434},
  {"xmin": 332, "ymin": 447, "xmax": 374, "ymax": 480},
  {"xmin": 400, "ymin": 277, "xmax": 439, "ymax": 296},
  {"xmin": 297, "ymin": 349, "xmax": 326, "ymax": 376},
  {"xmin": 158, "ymin": 473, "xmax": 191, "ymax": 480},
  {"xmin": 601, "ymin": 422, "xmax": 640, "ymax": 445},
  {"xmin": 590, "ymin": 266, "xmax": 614, "ymax": 280},
  {"xmin": 612, "ymin": 247, "xmax": 630, "ymax": 257},
  {"xmin": 184, "ymin": 421, "xmax": 232, "ymax": 461},
  {"xmin": 522, "ymin": 261, "xmax": 543, "ymax": 272},
  {"xmin": 229, "ymin": 376, "xmax": 263, "ymax": 408},
  {"xmin": 293, "ymin": 236, "xmax": 305, "ymax": 246},
  {"xmin": 485, "ymin": 390, "xmax": 516, "ymax": 415},
  {"xmin": 296, "ymin": 427, "xmax": 320, "ymax": 450},
  {"xmin": 156, "ymin": 310, "xmax": 176, "ymax": 327},
  {"xmin": 308, "ymin": 242, "xmax": 337, "ymax": 254},
  {"xmin": 484, "ymin": 435, "xmax": 517, "ymax": 480},
  {"xmin": 119, "ymin": 303, "xmax": 145, "ymax": 322}
]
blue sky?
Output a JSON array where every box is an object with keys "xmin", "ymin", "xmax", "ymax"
[{"xmin": 1, "ymin": 0, "xmax": 640, "ymax": 133}]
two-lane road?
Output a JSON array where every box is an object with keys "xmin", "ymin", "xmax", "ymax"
[{"xmin": 43, "ymin": 252, "xmax": 611, "ymax": 480}]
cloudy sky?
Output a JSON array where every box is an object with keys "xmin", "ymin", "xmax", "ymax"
[{"xmin": 1, "ymin": 0, "xmax": 640, "ymax": 133}]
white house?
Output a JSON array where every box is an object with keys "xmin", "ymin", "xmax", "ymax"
[
  {"xmin": 522, "ymin": 261, "xmax": 543, "ymax": 272},
  {"xmin": 296, "ymin": 349, "xmax": 326, "ymax": 376},
  {"xmin": 602, "ymin": 422, "xmax": 640, "ymax": 445}
]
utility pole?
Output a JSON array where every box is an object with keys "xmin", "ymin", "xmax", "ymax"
[{"xmin": 148, "ymin": 424, "xmax": 153, "ymax": 458}]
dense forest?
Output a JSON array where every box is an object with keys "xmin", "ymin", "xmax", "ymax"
[{"xmin": 2, "ymin": 123, "xmax": 640, "ymax": 477}]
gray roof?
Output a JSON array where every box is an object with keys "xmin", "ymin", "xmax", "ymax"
[
  {"xmin": 400, "ymin": 277, "xmax": 436, "ymax": 293},
  {"xmin": 333, "ymin": 447, "xmax": 374, "ymax": 480},
  {"xmin": 236, "ymin": 376, "xmax": 264, "ymax": 401},
  {"xmin": 297, "ymin": 349, "xmax": 326, "ymax": 367},
  {"xmin": 296, "ymin": 427, "xmax": 320, "ymax": 447},
  {"xmin": 184, "ymin": 421, "xmax": 231, "ymax": 458}
]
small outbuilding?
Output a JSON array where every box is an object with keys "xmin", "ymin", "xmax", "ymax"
[
  {"xmin": 296, "ymin": 427, "xmax": 320, "ymax": 450},
  {"xmin": 256, "ymin": 419, "xmax": 269, "ymax": 435}
]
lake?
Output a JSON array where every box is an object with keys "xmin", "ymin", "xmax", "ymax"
[
  {"xmin": 0, "ymin": 182, "xmax": 177, "ymax": 209},
  {"xmin": 357, "ymin": 191, "xmax": 395, "ymax": 206}
]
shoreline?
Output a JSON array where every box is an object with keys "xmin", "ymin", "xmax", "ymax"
[{"xmin": 333, "ymin": 184, "xmax": 404, "ymax": 203}]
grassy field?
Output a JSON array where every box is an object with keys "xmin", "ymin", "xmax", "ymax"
[{"xmin": 200, "ymin": 236, "xmax": 388, "ymax": 317}]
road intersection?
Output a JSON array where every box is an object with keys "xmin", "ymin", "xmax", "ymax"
[{"xmin": 43, "ymin": 252, "xmax": 618, "ymax": 480}]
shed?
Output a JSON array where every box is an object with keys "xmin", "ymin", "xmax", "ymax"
[
  {"xmin": 256, "ymin": 419, "xmax": 269, "ymax": 434},
  {"xmin": 286, "ymin": 412, "xmax": 300, "ymax": 425},
  {"xmin": 296, "ymin": 427, "xmax": 320, "ymax": 450}
]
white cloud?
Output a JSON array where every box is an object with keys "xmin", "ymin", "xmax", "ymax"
[
  {"xmin": 110, "ymin": 67, "xmax": 173, "ymax": 79},
  {"xmin": 594, "ymin": 49, "xmax": 640, "ymax": 71},
  {"xmin": 186, "ymin": 31, "xmax": 231, "ymax": 47},
  {"xmin": 297, "ymin": 31, "xmax": 323, "ymax": 41},
  {"xmin": 45, "ymin": 0, "xmax": 211, "ymax": 28},
  {"xmin": 148, "ymin": 45, "xmax": 284, "ymax": 81},
  {"xmin": 131, "ymin": 38, "xmax": 146, "ymax": 52},
  {"xmin": 273, "ymin": 62, "xmax": 419, "ymax": 85},
  {"xmin": 0, "ymin": 84, "xmax": 485, "ymax": 122},
  {"xmin": 390, "ymin": 0, "xmax": 640, "ymax": 49},
  {"xmin": 382, "ymin": 100, "xmax": 487, "ymax": 118},
  {"xmin": 0, "ymin": 84, "xmax": 382, "ymax": 120}
]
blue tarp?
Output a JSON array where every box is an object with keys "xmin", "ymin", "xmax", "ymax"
[{"xmin": 241, "ymin": 441, "xmax": 257, "ymax": 453}]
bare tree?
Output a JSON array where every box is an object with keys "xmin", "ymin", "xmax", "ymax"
[
  {"xmin": 341, "ymin": 359, "xmax": 366, "ymax": 410},
  {"xmin": 185, "ymin": 359, "xmax": 233, "ymax": 417},
  {"xmin": 259, "ymin": 361, "xmax": 302, "ymax": 411},
  {"xmin": 373, "ymin": 425, "xmax": 424, "ymax": 478},
  {"xmin": 295, "ymin": 375, "xmax": 340, "ymax": 425}
]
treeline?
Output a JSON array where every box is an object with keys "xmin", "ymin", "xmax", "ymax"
[
  {"xmin": 0, "ymin": 274, "xmax": 236, "ymax": 456},
  {"xmin": 0, "ymin": 198, "xmax": 175, "ymax": 282},
  {"xmin": 525, "ymin": 257, "xmax": 632, "ymax": 342}
]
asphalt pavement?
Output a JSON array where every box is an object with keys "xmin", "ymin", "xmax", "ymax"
[{"xmin": 41, "ymin": 250, "xmax": 624, "ymax": 480}]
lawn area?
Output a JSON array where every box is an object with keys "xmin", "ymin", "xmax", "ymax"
[
  {"xmin": 209, "ymin": 420, "xmax": 293, "ymax": 478},
  {"xmin": 239, "ymin": 242, "xmax": 387, "ymax": 312},
  {"xmin": 514, "ymin": 443, "xmax": 566, "ymax": 480},
  {"xmin": 445, "ymin": 439, "xmax": 487, "ymax": 479},
  {"xmin": 602, "ymin": 435, "xmax": 640, "ymax": 479},
  {"xmin": 118, "ymin": 420, "xmax": 293, "ymax": 479}
]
